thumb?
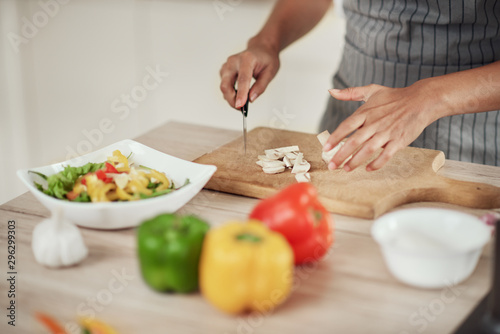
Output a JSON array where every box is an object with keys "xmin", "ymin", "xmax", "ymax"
[{"xmin": 329, "ymin": 85, "xmax": 380, "ymax": 102}]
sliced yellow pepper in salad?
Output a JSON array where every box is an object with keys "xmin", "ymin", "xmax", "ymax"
[{"xmin": 107, "ymin": 150, "xmax": 130, "ymax": 173}]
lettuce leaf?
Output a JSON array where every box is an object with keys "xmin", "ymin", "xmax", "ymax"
[
  {"xmin": 30, "ymin": 162, "xmax": 104, "ymax": 200},
  {"xmin": 71, "ymin": 191, "xmax": 91, "ymax": 202}
]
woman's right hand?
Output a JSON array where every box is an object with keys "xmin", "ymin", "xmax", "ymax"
[{"xmin": 219, "ymin": 38, "xmax": 280, "ymax": 109}]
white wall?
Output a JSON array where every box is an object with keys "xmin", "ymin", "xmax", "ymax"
[{"xmin": 0, "ymin": 0, "xmax": 345, "ymax": 204}]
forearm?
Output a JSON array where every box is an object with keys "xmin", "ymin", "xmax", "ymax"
[
  {"xmin": 424, "ymin": 60, "xmax": 500, "ymax": 122},
  {"xmin": 249, "ymin": 0, "xmax": 332, "ymax": 53}
]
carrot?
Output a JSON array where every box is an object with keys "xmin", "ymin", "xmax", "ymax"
[{"xmin": 35, "ymin": 312, "xmax": 66, "ymax": 334}]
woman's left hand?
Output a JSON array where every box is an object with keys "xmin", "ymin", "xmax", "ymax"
[{"xmin": 323, "ymin": 82, "xmax": 440, "ymax": 172}]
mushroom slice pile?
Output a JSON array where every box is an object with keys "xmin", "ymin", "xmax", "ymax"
[
  {"xmin": 317, "ymin": 131, "xmax": 352, "ymax": 168},
  {"xmin": 257, "ymin": 146, "xmax": 311, "ymax": 182}
]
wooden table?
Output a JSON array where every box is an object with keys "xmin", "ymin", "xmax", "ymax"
[{"xmin": 1, "ymin": 121, "xmax": 499, "ymax": 334}]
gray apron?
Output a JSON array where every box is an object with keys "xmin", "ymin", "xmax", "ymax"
[{"xmin": 320, "ymin": 0, "xmax": 500, "ymax": 166}]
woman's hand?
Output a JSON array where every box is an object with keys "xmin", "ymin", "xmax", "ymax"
[
  {"xmin": 219, "ymin": 0, "xmax": 332, "ymax": 110},
  {"xmin": 323, "ymin": 82, "xmax": 439, "ymax": 172},
  {"xmin": 219, "ymin": 38, "xmax": 280, "ymax": 110}
]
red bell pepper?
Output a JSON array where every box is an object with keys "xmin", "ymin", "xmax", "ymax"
[
  {"xmin": 103, "ymin": 162, "xmax": 119, "ymax": 174},
  {"xmin": 249, "ymin": 182, "xmax": 334, "ymax": 265},
  {"xmin": 95, "ymin": 169, "xmax": 113, "ymax": 183},
  {"xmin": 81, "ymin": 163, "xmax": 119, "ymax": 186}
]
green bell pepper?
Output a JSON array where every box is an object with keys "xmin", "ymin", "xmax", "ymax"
[{"xmin": 137, "ymin": 213, "xmax": 210, "ymax": 293}]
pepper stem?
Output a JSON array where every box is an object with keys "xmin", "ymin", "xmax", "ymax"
[{"xmin": 236, "ymin": 233, "xmax": 262, "ymax": 243}]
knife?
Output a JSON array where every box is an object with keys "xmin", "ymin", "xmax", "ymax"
[{"xmin": 237, "ymin": 91, "xmax": 249, "ymax": 154}]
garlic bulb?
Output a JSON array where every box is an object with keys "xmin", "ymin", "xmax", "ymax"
[{"xmin": 32, "ymin": 208, "xmax": 88, "ymax": 268}]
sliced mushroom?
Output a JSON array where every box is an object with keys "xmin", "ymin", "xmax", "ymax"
[
  {"xmin": 265, "ymin": 145, "xmax": 300, "ymax": 154},
  {"xmin": 258, "ymin": 160, "xmax": 286, "ymax": 168},
  {"xmin": 283, "ymin": 156, "xmax": 293, "ymax": 168},
  {"xmin": 324, "ymin": 142, "xmax": 353, "ymax": 167},
  {"xmin": 281, "ymin": 146, "xmax": 300, "ymax": 152},
  {"xmin": 317, "ymin": 130, "xmax": 330, "ymax": 146},
  {"xmin": 317, "ymin": 132, "xmax": 353, "ymax": 168},
  {"xmin": 295, "ymin": 172, "xmax": 311, "ymax": 183},
  {"xmin": 262, "ymin": 166, "xmax": 286, "ymax": 174},
  {"xmin": 292, "ymin": 162, "xmax": 311, "ymax": 174},
  {"xmin": 258, "ymin": 155, "xmax": 279, "ymax": 162},
  {"xmin": 265, "ymin": 150, "xmax": 284, "ymax": 160},
  {"xmin": 294, "ymin": 152, "xmax": 303, "ymax": 165},
  {"xmin": 322, "ymin": 141, "xmax": 345, "ymax": 164},
  {"xmin": 291, "ymin": 153, "xmax": 311, "ymax": 174}
]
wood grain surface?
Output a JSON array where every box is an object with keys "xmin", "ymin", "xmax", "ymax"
[
  {"xmin": 194, "ymin": 127, "xmax": 500, "ymax": 218},
  {"xmin": 1, "ymin": 122, "xmax": 499, "ymax": 334}
]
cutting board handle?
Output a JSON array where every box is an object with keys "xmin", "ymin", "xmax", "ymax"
[{"xmin": 423, "ymin": 176, "xmax": 500, "ymax": 209}]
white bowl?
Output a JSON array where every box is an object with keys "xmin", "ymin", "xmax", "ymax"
[
  {"xmin": 17, "ymin": 139, "xmax": 217, "ymax": 229},
  {"xmin": 371, "ymin": 208, "xmax": 491, "ymax": 289}
]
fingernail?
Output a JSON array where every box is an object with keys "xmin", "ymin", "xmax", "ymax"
[
  {"xmin": 235, "ymin": 99, "xmax": 243, "ymax": 108},
  {"xmin": 343, "ymin": 165, "xmax": 351, "ymax": 172},
  {"xmin": 328, "ymin": 162, "xmax": 336, "ymax": 170},
  {"xmin": 329, "ymin": 89, "xmax": 341, "ymax": 95},
  {"xmin": 249, "ymin": 92, "xmax": 258, "ymax": 102},
  {"xmin": 323, "ymin": 143, "xmax": 333, "ymax": 152}
]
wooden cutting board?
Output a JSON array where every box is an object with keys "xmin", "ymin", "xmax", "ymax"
[{"xmin": 194, "ymin": 127, "xmax": 500, "ymax": 219}]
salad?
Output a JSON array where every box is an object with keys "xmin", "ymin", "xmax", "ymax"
[{"xmin": 30, "ymin": 150, "xmax": 189, "ymax": 202}]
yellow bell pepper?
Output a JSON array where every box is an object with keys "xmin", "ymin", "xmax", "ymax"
[
  {"xmin": 125, "ymin": 179, "xmax": 152, "ymax": 197},
  {"xmin": 84, "ymin": 175, "xmax": 115, "ymax": 202},
  {"xmin": 199, "ymin": 221, "xmax": 294, "ymax": 314},
  {"xmin": 79, "ymin": 317, "xmax": 118, "ymax": 334},
  {"xmin": 149, "ymin": 169, "xmax": 170, "ymax": 191},
  {"xmin": 107, "ymin": 150, "xmax": 130, "ymax": 173},
  {"xmin": 116, "ymin": 186, "xmax": 133, "ymax": 201}
]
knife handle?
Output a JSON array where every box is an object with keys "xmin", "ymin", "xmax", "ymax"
[
  {"xmin": 235, "ymin": 89, "xmax": 249, "ymax": 117},
  {"xmin": 241, "ymin": 99, "xmax": 249, "ymax": 117}
]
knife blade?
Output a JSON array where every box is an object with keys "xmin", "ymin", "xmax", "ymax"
[{"xmin": 238, "ymin": 91, "xmax": 249, "ymax": 154}]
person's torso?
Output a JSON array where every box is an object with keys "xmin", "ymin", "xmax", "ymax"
[
  {"xmin": 321, "ymin": 0, "xmax": 500, "ymax": 166},
  {"xmin": 343, "ymin": 0, "xmax": 500, "ymax": 75}
]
